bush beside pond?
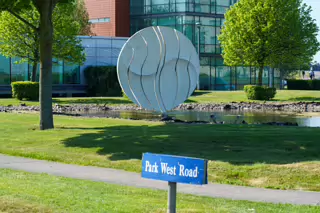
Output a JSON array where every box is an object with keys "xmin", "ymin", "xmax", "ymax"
[
  {"xmin": 244, "ymin": 85, "xmax": 276, "ymax": 100},
  {"xmin": 11, "ymin": 81, "xmax": 39, "ymax": 101},
  {"xmin": 286, "ymin": 79, "xmax": 320, "ymax": 90},
  {"xmin": 84, "ymin": 66, "xmax": 122, "ymax": 97}
]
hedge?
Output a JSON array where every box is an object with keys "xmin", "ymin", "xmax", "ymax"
[
  {"xmin": 84, "ymin": 66, "xmax": 122, "ymax": 97},
  {"xmin": 244, "ymin": 85, "xmax": 276, "ymax": 100},
  {"xmin": 286, "ymin": 79, "xmax": 320, "ymax": 90},
  {"xmin": 11, "ymin": 81, "xmax": 39, "ymax": 100}
]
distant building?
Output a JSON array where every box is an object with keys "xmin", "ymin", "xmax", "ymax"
[
  {"xmin": 85, "ymin": 0, "xmax": 130, "ymax": 37},
  {"xmin": 84, "ymin": 0, "xmax": 280, "ymax": 91}
]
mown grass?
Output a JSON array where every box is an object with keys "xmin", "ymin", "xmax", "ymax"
[
  {"xmin": 1, "ymin": 169, "xmax": 319, "ymax": 213},
  {"xmin": 0, "ymin": 96, "xmax": 134, "ymax": 106},
  {"xmin": 2, "ymin": 90, "xmax": 320, "ymax": 106},
  {"xmin": 0, "ymin": 113, "xmax": 320, "ymax": 192},
  {"xmin": 189, "ymin": 90, "xmax": 320, "ymax": 103}
]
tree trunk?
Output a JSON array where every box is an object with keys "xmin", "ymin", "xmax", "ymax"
[
  {"xmin": 270, "ymin": 68, "xmax": 274, "ymax": 88},
  {"xmin": 38, "ymin": 1, "xmax": 54, "ymax": 130},
  {"xmin": 31, "ymin": 62, "xmax": 38, "ymax": 82},
  {"xmin": 258, "ymin": 65, "xmax": 263, "ymax": 86}
]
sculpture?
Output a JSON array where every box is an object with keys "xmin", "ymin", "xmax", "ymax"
[{"xmin": 117, "ymin": 26, "xmax": 200, "ymax": 114}]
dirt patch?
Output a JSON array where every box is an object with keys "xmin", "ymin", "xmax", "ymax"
[
  {"xmin": 276, "ymin": 163, "xmax": 320, "ymax": 172},
  {"xmin": 248, "ymin": 177, "xmax": 268, "ymax": 186}
]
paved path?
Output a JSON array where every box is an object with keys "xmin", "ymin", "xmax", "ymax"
[{"xmin": 1, "ymin": 154, "xmax": 320, "ymax": 206}]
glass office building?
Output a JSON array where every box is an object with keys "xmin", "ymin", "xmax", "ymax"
[
  {"xmin": 0, "ymin": 55, "xmax": 80, "ymax": 85},
  {"xmin": 130, "ymin": 0, "xmax": 280, "ymax": 90},
  {"xmin": 0, "ymin": 36, "xmax": 127, "ymax": 87}
]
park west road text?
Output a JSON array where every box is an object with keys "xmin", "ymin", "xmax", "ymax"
[{"xmin": 144, "ymin": 161, "xmax": 199, "ymax": 178}]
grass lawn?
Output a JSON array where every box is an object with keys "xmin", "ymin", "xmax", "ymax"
[
  {"xmin": 1, "ymin": 113, "xmax": 320, "ymax": 192},
  {"xmin": 0, "ymin": 96, "xmax": 133, "ymax": 106},
  {"xmin": 189, "ymin": 90, "xmax": 320, "ymax": 103},
  {"xmin": 2, "ymin": 90, "xmax": 320, "ymax": 106},
  {"xmin": 1, "ymin": 169, "xmax": 319, "ymax": 213}
]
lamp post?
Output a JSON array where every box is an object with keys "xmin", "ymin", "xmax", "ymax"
[{"xmin": 195, "ymin": 22, "xmax": 201, "ymax": 90}]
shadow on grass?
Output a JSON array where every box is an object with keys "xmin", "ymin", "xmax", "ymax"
[
  {"xmin": 62, "ymin": 124, "xmax": 320, "ymax": 165},
  {"xmin": 191, "ymin": 91, "xmax": 212, "ymax": 96},
  {"xmin": 53, "ymin": 98, "xmax": 133, "ymax": 105},
  {"xmin": 184, "ymin": 99, "xmax": 197, "ymax": 103}
]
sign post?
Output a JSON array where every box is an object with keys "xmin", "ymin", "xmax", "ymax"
[
  {"xmin": 141, "ymin": 153, "xmax": 208, "ymax": 213},
  {"xmin": 168, "ymin": 182, "xmax": 177, "ymax": 213}
]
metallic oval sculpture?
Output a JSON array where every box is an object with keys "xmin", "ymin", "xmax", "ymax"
[{"xmin": 117, "ymin": 26, "xmax": 200, "ymax": 113}]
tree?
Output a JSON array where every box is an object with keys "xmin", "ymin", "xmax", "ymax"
[
  {"xmin": 311, "ymin": 61, "xmax": 320, "ymax": 71},
  {"xmin": 75, "ymin": 0, "xmax": 93, "ymax": 36},
  {"xmin": 219, "ymin": 0, "xmax": 320, "ymax": 86},
  {"xmin": 0, "ymin": 2, "xmax": 87, "ymax": 82},
  {"xmin": 0, "ymin": 0, "xmax": 76, "ymax": 130}
]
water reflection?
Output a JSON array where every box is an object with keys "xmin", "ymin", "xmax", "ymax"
[{"xmin": 79, "ymin": 110, "xmax": 320, "ymax": 127}]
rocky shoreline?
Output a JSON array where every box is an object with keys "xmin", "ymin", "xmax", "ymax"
[
  {"xmin": 177, "ymin": 102, "xmax": 320, "ymax": 112},
  {"xmin": 1, "ymin": 101, "xmax": 320, "ymax": 113}
]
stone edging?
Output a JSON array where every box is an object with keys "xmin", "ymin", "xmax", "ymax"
[{"xmin": 1, "ymin": 102, "xmax": 320, "ymax": 113}]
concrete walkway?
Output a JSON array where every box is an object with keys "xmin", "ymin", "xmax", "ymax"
[{"xmin": 0, "ymin": 154, "xmax": 320, "ymax": 206}]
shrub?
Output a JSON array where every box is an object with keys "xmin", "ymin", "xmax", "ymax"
[
  {"xmin": 244, "ymin": 85, "xmax": 276, "ymax": 100},
  {"xmin": 286, "ymin": 79, "xmax": 320, "ymax": 90},
  {"xmin": 84, "ymin": 66, "xmax": 122, "ymax": 97},
  {"xmin": 11, "ymin": 81, "xmax": 39, "ymax": 101}
]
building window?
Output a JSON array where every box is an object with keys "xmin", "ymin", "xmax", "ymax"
[
  {"xmin": 89, "ymin": 18, "xmax": 110, "ymax": 24},
  {"xmin": 0, "ymin": 55, "xmax": 10, "ymax": 85}
]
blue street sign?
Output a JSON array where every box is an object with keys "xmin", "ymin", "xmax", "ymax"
[{"xmin": 141, "ymin": 153, "xmax": 208, "ymax": 185}]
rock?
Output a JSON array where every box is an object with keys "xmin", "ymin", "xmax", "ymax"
[
  {"xmin": 2, "ymin": 101, "xmax": 320, "ymax": 115},
  {"xmin": 186, "ymin": 105, "xmax": 194, "ymax": 110},
  {"xmin": 223, "ymin": 104, "xmax": 232, "ymax": 110}
]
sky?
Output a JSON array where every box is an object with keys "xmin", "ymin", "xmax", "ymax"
[{"xmin": 304, "ymin": 0, "xmax": 320, "ymax": 62}]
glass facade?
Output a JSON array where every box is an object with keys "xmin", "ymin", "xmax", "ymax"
[
  {"xmin": 0, "ymin": 36, "xmax": 127, "ymax": 87},
  {"xmin": 130, "ymin": 0, "xmax": 280, "ymax": 90},
  {"xmin": 0, "ymin": 57, "xmax": 80, "ymax": 85}
]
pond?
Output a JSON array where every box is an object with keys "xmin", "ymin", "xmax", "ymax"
[{"xmin": 76, "ymin": 110, "xmax": 320, "ymax": 127}]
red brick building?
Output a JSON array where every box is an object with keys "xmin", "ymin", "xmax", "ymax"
[{"xmin": 84, "ymin": 0, "xmax": 130, "ymax": 37}]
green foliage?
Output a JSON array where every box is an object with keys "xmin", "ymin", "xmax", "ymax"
[
  {"xmin": 84, "ymin": 66, "xmax": 122, "ymax": 97},
  {"xmin": 0, "ymin": 0, "xmax": 33, "ymax": 11},
  {"xmin": 0, "ymin": 0, "xmax": 87, "ymax": 79},
  {"xmin": 11, "ymin": 81, "xmax": 39, "ymax": 100},
  {"xmin": 52, "ymin": 2, "xmax": 87, "ymax": 64},
  {"xmin": 287, "ymin": 79, "xmax": 320, "ymax": 90},
  {"xmin": 0, "ymin": 0, "xmax": 78, "ymax": 130},
  {"xmin": 244, "ymin": 85, "xmax": 276, "ymax": 100},
  {"xmin": 0, "ymin": 0, "xmax": 75, "ymax": 11},
  {"xmin": 219, "ymin": 0, "xmax": 320, "ymax": 85},
  {"xmin": 75, "ymin": 0, "xmax": 93, "ymax": 36}
]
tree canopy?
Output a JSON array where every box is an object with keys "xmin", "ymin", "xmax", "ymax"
[
  {"xmin": 75, "ymin": 0, "xmax": 92, "ymax": 36},
  {"xmin": 0, "ymin": 0, "xmax": 78, "ymax": 130},
  {"xmin": 0, "ymin": 1, "xmax": 88, "ymax": 81},
  {"xmin": 219, "ymin": 0, "xmax": 320, "ymax": 85}
]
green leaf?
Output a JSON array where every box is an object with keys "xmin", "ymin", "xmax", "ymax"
[
  {"xmin": 0, "ymin": 0, "xmax": 87, "ymax": 70},
  {"xmin": 219, "ymin": 0, "xmax": 320, "ymax": 82}
]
